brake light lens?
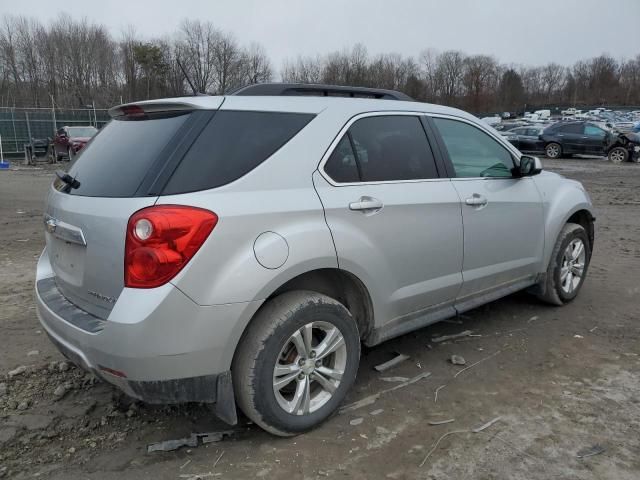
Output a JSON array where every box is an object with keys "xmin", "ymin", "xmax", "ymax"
[{"xmin": 125, "ymin": 205, "xmax": 218, "ymax": 288}]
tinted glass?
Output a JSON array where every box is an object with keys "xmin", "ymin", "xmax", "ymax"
[
  {"xmin": 163, "ymin": 111, "xmax": 314, "ymax": 194},
  {"xmin": 584, "ymin": 125, "xmax": 605, "ymax": 137},
  {"xmin": 560, "ymin": 123, "xmax": 584, "ymax": 134},
  {"xmin": 324, "ymin": 135, "xmax": 359, "ymax": 182},
  {"xmin": 63, "ymin": 114, "xmax": 190, "ymax": 197},
  {"xmin": 347, "ymin": 116, "xmax": 438, "ymax": 182},
  {"xmin": 433, "ymin": 118, "xmax": 514, "ymax": 178}
]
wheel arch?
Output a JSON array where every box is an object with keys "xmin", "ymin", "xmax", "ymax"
[{"xmin": 230, "ymin": 268, "xmax": 375, "ymax": 370}]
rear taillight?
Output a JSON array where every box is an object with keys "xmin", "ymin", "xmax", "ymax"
[{"xmin": 125, "ymin": 205, "xmax": 218, "ymax": 288}]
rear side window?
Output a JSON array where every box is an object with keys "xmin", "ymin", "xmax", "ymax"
[
  {"xmin": 63, "ymin": 114, "xmax": 191, "ymax": 197},
  {"xmin": 324, "ymin": 115, "xmax": 438, "ymax": 183},
  {"xmin": 162, "ymin": 111, "xmax": 314, "ymax": 194},
  {"xmin": 560, "ymin": 123, "xmax": 584, "ymax": 134}
]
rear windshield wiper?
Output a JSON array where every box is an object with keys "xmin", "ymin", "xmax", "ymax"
[{"xmin": 55, "ymin": 170, "xmax": 81, "ymax": 190}]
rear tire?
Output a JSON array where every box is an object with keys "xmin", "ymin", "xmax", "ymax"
[
  {"xmin": 232, "ymin": 291, "xmax": 360, "ymax": 436},
  {"xmin": 608, "ymin": 146, "xmax": 628, "ymax": 164},
  {"xmin": 545, "ymin": 142, "xmax": 562, "ymax": 159},
  {"xmin": 537, "ymin": 223, "xmax": 591, "ymax": 305}
]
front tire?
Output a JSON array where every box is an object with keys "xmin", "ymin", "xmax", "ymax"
[
  {"xmin": 608, "ymin": 146, "xmax": 628, "ymax": 164},
  {"xmin": 537, "ymin": 223, "xmax": 591, "ymax": 305},
  {"xmin": 232, "ymin": 291, "xmax": 360, "ymax": 436},
  {"xmin": 545, "ymin": 142, "xmax": 562, "ymax": 159}
]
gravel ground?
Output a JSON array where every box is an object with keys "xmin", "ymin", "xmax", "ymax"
[{"xmin": 0, "ymin": 157, "xmax": 639, "ymax": 479}]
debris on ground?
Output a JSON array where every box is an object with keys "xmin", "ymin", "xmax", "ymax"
[
  {"xmin": 577, "ymin": 444, "xmax": 606, "ymax": 458},
  {"xmin": 428, "ymin": 419, "xmax": 455, "ymax": 426},
  {"xmin": 380, "ymin": 376, "xmax": 410, "ymax": 383},
  {"xmin": 472, "ymin": 416, "xmax": 502, "ymax": 433},
  {"xmin": 7, "ymin": 366, "xmax": 27, "ymax": 378},
  {"xmin": 350, "ymin": 418, "xmax": 364, "ymax": 426},
  {"xmin": 53, "ymin": 383, "xmax": 69, "ymax": 400},
  {"xmin": 370, "ymin": 409, "xmax": 384, "ymax": 416},
  {"xmin": 431, "ymin": 330, "xmax": 472, "ymax": 343},
  {"xmin": 450, "ymin": 355, "xmax": 466, "ymax": 365},
  {"xmin": 453, "ymin": 350, "xmax": 503, "ymax": 378},
  {"xmin": 26, "ymin": 350, "xmax": 39, "ymax": 357},
  {"xmin": 574, "ymin": 334, "xmax": 584, "ymax": 339},
  {"xmin": 374, "ymin": 354, "xmax": 410, "ymax": 372},
  {"xmin": 340, "ymin": 372, "xmax": 431, "ymax": 414},
  {"xmin": 147, "ymin": 431, "xmax": 234, "ymax": 453},
  {"xmin": 0, "ymin": 382, "xmax": 7, "ymax": 396},
  {"xmin": 434, "ymin": 385, "xmax": 446, "ymax": 403}
]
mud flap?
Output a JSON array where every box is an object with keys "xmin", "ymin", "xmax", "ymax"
[{"xmin": 214, "ymin": 371, "xmax": 238, "ymax": 425}]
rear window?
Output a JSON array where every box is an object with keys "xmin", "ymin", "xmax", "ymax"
[
  {"xmin": 161, "ymin": 111, "xmax": 315, "ymax": 195},
  {"xmin": 62, "ymin": 113, "xmax": 190, "ymax": 197}
]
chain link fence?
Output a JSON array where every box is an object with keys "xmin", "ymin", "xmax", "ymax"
[{"xmin": 0, "ymin": 107, "xmax": 110, "ymax": 159}]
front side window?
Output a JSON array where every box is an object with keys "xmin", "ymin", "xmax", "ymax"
[
  {"xmin": 324, "ymin": 115, "xmax": 438, "ymax": 183},
  {"xmin": 584, "ymin": 125, "xmax": 605, "ymax": 138},
  {"xmin": 432, "ymin": 117, "xmax": 514, "ymax": 178}
]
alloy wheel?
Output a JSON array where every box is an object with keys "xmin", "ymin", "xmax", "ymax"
[
  {"xmin": 560, "ymin": 239, "xmax": 586, "ymax": 294},
  {"xmin": 272, "ymin": 321, "xmax": 347, "ymax": 415}
]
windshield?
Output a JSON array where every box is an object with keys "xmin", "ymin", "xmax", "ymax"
[{"xmin": 66, "ymin": 127, "xmax": 98, "ymax": 138}]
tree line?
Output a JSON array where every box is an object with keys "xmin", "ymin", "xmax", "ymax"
[{"xmin": 1, "ymin": 14, "xmax": 639, "ymax": 113}]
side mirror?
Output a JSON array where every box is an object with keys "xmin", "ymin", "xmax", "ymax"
[{"xmin": 516, "ymin": 155, "xmax": 542, "ymax": 177}]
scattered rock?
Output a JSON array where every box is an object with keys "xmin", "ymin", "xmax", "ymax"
[
  {"xmin": 370, "ymin": 409, "xmax": 384, "ymax": 416},
  {"xmin": 0, "ymin": 466, "xmax": 7, "ymax": 478},
  {"xmin": 27, "ymin": 350, "xmax": 39, "ymax": 357},
  {"xmin": 8, "ymin": 366, "xmax": 27, "ymax": 378},
  {"xmin": 53, "ymin": 384, "xmax": 68, "ymax": 400},
  {"xmin": 0, "ymin": 382, "xmax": 7, "ymax": 396},
  {"xmin": 577, "ymin": 444, "xmax": 606, "ymax": 458},
  {"xmin": 349, "ymin": 418, "xmax": 364, "ymax": 426},
  {"xmin": 450, "ymin": 355, "xmax": 466, "ymax": 366},
  {"xmin": 318, "ymin": 470, "xmax": 329, "ymax": 477},
  {"xmin": 67, "ymin": 447, "xmax": 76, "ymax": 454},
  {"xmin": 58, "ymin": 361, "xmax": 70, "ymax": 372},
  {"xmin": 17, "ymin": 400, "xmax": 30, "ymax": 411},
  {"xmin": 574, "ymin": 334, "xmax": 584, "ymax": 339}
]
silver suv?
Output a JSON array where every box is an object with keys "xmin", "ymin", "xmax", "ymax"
[{"xmin": 36, "ymin": 84, "xmax": 594, "ymax": 436}]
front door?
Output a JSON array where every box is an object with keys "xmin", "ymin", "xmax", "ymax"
[
  {"xmin": 314, "ymin": 114, "xmax": 464, "ymax": 328},
  {"xmin": 429, "ymin": 116, "xmax": 545, "ymax": 310},
  {"xmin": 582, "ymin": 124, "xmax": 608, "ymax": 155}
]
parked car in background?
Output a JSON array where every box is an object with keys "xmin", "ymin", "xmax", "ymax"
[
  {"xmin": 540, "ymin": 121, "xmax": 610, "ymax": 158},
  {"xmin": 606, "ymin": 131, "xmax": 640, "ymax": 163},
  {"xmin": 53, "ymin": 125, "xmax": 98, "ymax": 161},
  {"xmin": 36, "ymin": 83, "xmax": 595, "ymax": 436},
  {"xmin": 501, "ymin": 126, "xmax": 545, "ymax": 153},
  {"xmin": 561, "ymin": 107, "xmax": 580, "ymax": 116}
]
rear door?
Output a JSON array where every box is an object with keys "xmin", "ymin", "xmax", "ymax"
[
  {"xmin": 44, "ymin": 104, "xmax": 219, "ymax": 319},
  {"xmin": 429, "ymin": 116, "xmax": 544, "ymax": 309},
  {"xmin": 314, "ymin": 113, "xmax": 463, "ymax": 326}
]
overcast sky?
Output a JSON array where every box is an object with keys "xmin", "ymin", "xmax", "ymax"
[{"xmin": 2, "ymin": 0, "xmax": 639, "ymax": 70}]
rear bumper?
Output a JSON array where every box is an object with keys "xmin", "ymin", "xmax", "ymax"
[{"xmin": 35, "ymin": 248, "xmax": 262, "ymax": 423}]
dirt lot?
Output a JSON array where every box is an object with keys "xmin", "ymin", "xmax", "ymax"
[{"xmin": 1, "ymin": 157, "xmax": 639, "ymax": 479}]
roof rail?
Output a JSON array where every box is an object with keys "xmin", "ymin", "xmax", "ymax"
[{"xmin": 229, "ymin": 83, "xmax": 414, "ymax": 101}]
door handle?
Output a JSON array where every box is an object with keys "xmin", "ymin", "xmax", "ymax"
[
  {"xmin": 465, "ymin": 194, "xmax": 488, "ymax": 207},
  {"xmin": 349, "ymin": 196, "xmax": 383, "ymax": 213}
]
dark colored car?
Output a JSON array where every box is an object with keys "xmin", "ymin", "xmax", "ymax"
[
  {"xmin": 540, "ymin": 121, "xmax": 610, "ymax": 159},
  {"xmin": 53, "ymin": 126, "xmax": 98, "ymax": 161},
  {"xmin": 606, "ymin": 132, "xmax": 640, "ymax": 164},
  {"xmin": 502, "ymin": 126, "xmax": 545, "ymax": 153}
]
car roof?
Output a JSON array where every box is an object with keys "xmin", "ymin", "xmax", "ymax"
[{"xmin": 114, "ymin": 94, "xmax": 478, "ymax": 122}]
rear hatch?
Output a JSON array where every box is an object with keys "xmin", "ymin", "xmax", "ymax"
[{"xmin": 44, "ymin": 100, "xmax": 222, "ymax": 319}]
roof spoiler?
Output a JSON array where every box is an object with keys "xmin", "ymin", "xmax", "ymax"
[
  {"xmin": 108, "ymin": 102, "xmax": 198, "ymax": 119},
  {"xmin": 229, "ymin": 83, "xmax": 414, "ymax": 101}
]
